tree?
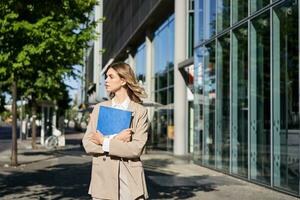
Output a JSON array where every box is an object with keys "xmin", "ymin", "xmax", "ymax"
[{"xmin": 0, "ymin": 0, "xmax": 98, "ymax": 165}]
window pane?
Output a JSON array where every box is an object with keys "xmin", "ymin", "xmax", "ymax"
[
  {"xmin": 195, "ymin": 0, "xmax": 204, "ymax": 44},
  {"xmin": 189, "ymin": 12, "xmax": 195, "ymax": 57},
  {"xmin": 250, "ymin": 13, "xmax": 271, "ymax": 185},
  {"xmin": 203, "ymin": 41, "xmax": 216, "ymax": 167},
  {"xmin": 216, "ymin": 33, "xmax": 230, "ymax": 172},
  {"xmin": 232, "ymin": 0, "xmax": 248, "ymax": 24},
  {"xmin": 194, "ymin": 47, "xmax": 204, "ymax": 162},
  {"xmin": 168, "ymin": 87, "xmax": 174, "ymax": 104},
  {"xmin": 251, "ymin": 0, "xmax": 270, "ymax": 13},
  {"xmin": 159, "ymin": 90, "xmax": 167, "ymax": 105},
  {"xmin": 167, "ymin": 109, "xmax": 174, "ymax": 151},
  {"xmin": 152, "ymin": 15, "xmax": 174, "ymax": 152},
  {"xmin": 273, "ymin": 0, "xmax": 299, "ymax": 194},
  {"xmin": 154, "ymin": 110, "xmax": 168, "ymax": 150},
  {"xmin": 168, "ymin": 69, "xmax": 174, "ymax": 86},
  {"xmin": 135, "ymin": 43, "xmax": 146, "ymax": 85},
  {"xmin": 232, "ymin": 24, "xmax": 248, "ymax": 177},
  {"xmin": 204, "ymin": 0, "xmax": 216, "ymax": 38},
  {"xmin": 217, "ymin": 0, "xmax": 230, "ymax": 32},
  {"xmin": 188, "ymin": 0, "xmax": 194, "ymax": 57}
]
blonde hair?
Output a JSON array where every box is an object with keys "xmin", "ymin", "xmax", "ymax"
[{"xmin": 106, "ymin": 62, "xmax": 147, "ymax": 104}]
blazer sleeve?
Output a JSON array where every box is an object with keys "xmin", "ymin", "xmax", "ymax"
[
  {"xmin": 108, "ymin": 108, "xmax": 148, "ymax": 158},
  {"xmin": 82, "ymin": 104, "xmax": 105, "ymax": 155}
]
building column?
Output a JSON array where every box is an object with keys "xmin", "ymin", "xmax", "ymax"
[
  {"xmin": 95, "ymin": 0, "xmax": 103, "ymax": 102},
  {"xmin": 174, "ymin": 0, "xmax": 187, "ymax": 156},
  {"xmin": 145, "ymin": 32, "xmax": 154, "ymax": 121}
]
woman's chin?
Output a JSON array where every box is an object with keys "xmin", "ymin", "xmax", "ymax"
[{"xmin": 106, "ymin": 88, "xmax": 114, "ymax": 93}]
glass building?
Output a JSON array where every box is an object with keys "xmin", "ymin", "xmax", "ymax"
[
  {"xmin": 194, "ymin": 0, "xmax": 300, "ymax": 195},
  {"xmin": 89, "ymin": 0, "xmax": 299, "ymax": 197},
  {"xmin": 152, "ymin": 16, "xmax": 175, "ymax": 151}
]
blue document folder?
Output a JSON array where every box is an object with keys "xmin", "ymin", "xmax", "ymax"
[{"xmin": 96, "ymin": 106, "xmax": 133, "ymax": 136}]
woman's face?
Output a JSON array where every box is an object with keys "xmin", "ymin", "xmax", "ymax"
[{"xmin": 105, "ymin": 68, "xmax": 126, "ymax": 93}]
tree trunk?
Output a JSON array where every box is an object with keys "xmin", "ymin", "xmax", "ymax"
[
  {"xmin": 11, "ymin": 80, "xmax": 18, "ymax": 166},
  {"xmin": 31, "ymin": 97, "xmax": 37, "ymax": 149}
]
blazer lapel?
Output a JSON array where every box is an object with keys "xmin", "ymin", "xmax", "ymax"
[{"xmin": 128, "ymin": 100, "xmax": 136, "ymax": 116}]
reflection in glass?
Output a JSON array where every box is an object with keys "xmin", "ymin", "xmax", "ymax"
[
  {"xmin": 135, "ymin": 43, "xmax": 146, "ymax": 85},
  {"xmin": 151, "ymin": 15, "xmax": 175, "ymax": 151},
  {"xmin": 273, "ymin": 0, "xmax": 299, "ymax": 194},
  {"xmin": 232, "ymin": 24, "xmax": 248, "ymax": 177},
  {"xmin": 167, "ymin": 109, "xmax": 174, "ymax": 151},
  {"xmin": 216, "ymin": 34, "xmax": 230, "ymax": 171},
  {"xmin": 250, "ymin": 13, "xmax": 271, "ymax": 185},
  {"xmin": 217, "ymin": 0, "xmax": 230, "ymax": 32},
  {"xmin": 232, "ymin": 0, "xmax": 248, "ymax": 24},
  {"xmin": 151, "ymin": 110, "xmax": 168, "ymax": 150},
  {"xmin": 195, "ymin": 0, "xmax": 204, "ymax": 45},
  {"xmin": 168, "ymin": 68, "xmax": 174, "ymax": 86},
  {"xmin": 203, "ymin": 42, "xmax": 216, "ymax": 167},
  {"xmin": 204, "ymin": 0, "xmax": 216, "ymax": 38},
  {"xmin": 194, "ymin": 47, "xmax": 204, "ymax": 162},
  {"xmin": 251, "ymin": 0, "xmax": 270, "ymax": 13},
  {"xmin": 168, "ymin": 87, "xmax": 174, "ymax": 104}
]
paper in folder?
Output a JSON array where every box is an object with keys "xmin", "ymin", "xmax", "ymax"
[{"xmin": 96, "ymin": 106, "xmax": 133, "ymax": 136}]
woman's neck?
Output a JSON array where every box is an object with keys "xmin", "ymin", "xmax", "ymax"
[{"xmin": 113, "ymin": 89, "xmax": 129, "ymax": 104}]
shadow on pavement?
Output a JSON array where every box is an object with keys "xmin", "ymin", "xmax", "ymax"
[
  {"xmin": 0, "ymin": 162, "xmax": 92, "ymax": 200},
  {"xmin": 145, "ymin": 169, "xmax": 217, "ymax": 200},
  {"xmin": 143, "ymin": 157, "xmax": 243, "ymax": 200}
]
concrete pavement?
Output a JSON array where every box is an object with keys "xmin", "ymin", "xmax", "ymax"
[{"xmin": 0, "ymin": 131, "xmax": 299, "ymax": 200}]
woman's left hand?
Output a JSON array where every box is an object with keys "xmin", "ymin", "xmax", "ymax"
[{"xmin": 90, "ymin": 131, "xmax": 104, "ymax": 145}]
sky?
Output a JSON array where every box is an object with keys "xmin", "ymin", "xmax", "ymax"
[{"xmin": 64, "ymin": 65, "xmax": 82, "ymax": 103}]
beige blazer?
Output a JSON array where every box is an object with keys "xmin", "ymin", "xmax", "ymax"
[{"xmin": 82, "ymin": 100, "xmax": 149, "ymax": 200}]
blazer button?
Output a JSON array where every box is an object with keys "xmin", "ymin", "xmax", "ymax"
[{"xmin": 103, "ymin": 157, "xmax": 106, "ymax": 161}]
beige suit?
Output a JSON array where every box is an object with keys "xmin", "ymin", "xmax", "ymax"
[{"xmin": 82, "ymin": 100, "xmax": 149, "ymax": 200}]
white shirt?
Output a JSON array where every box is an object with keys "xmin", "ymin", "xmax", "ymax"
[{"xmin": 102, "ymin": 96, "xmax": 131, "ymax": 152}]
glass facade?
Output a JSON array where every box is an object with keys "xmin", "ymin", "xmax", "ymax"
[
  {"xmin": 194, "ymin": 0, "xmax": 300, "ymax": 195},
  {"xmin": 249, "ymin": 12, "xmax": 271, "ymax": 185},
  {"xmin": 232, "ymin": 0, "xmax": 248, "ymax": 24},
  {"xmin": 251, "ymin": 0, "xmax": 270, "ymax": 13},
  {"xmin": 232, "ymin": 23, "xmax": 248, "ymax": 177},
  {"xmin": 151, "ymin": 15, "xmax": 175, "ymax": 151},
  {"xmin": 216, "ymin": 33, "xmax": 230, "ymax": 172},
  {"xmin": 272, "ymin": 0, "xmax": 299, "ymax": 193},
  {"xmin": 135, "ymin": 43, "xmax": 146, "ymax": 86},
  {"xmin": 217, "ymin": 0, "xmax": 230, "ymax": 32},
  {"xmin": 194, "ymin": 47, "xmax": 204, "ymax": 162},
  {"xmin": 203, "ymin": 41, "xmax": 216, "ymax": 166}
]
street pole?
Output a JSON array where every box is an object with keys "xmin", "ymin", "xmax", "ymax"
[
  {"xmin": 19, "ymin": 96, "xmax": 24, "ymax": 141},
  {"xmin": 11, "ymin": 79, "xmax": 18, "ymax": 166}
]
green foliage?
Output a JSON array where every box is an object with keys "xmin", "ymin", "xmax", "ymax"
[{"xmin": 0, "ymin": 0, "xmax": 98, "ymax": 111}]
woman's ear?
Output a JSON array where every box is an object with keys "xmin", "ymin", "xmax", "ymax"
[{"xmin": 121, "ymin": 79, "xmax": 126, "ymax": 86}]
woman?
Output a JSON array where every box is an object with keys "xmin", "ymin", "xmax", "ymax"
[{"xmin": 82, "ymin": 62, "xmax": 149, "ymax": 200}]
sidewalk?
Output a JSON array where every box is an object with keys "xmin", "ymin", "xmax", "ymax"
[
  {"xmin": 0, "ymin": 133, "xmax": 299, "ymax": 200},
  {"xmin": 0, "ymin": 131, "xmax": 84, "ymax": 167},
  {"xmin": 142, "ymin": 152, "xmax": 299, "ymax": 200}
]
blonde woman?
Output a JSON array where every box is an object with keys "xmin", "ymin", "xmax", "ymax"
[{"xmin": 82, "ymin": 62, "xmax": 149, "ymax": 200}]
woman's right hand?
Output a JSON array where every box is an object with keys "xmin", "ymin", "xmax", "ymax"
[{"xmin": 114, "ymin": 128, "xmax": 132, "ymax": 142}]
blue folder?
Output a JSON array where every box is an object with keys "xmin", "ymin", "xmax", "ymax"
[{"xmin": 96, "ymin": 106, "xmax": 133, "ymax": 136}]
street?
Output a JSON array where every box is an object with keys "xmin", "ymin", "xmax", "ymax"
[{"xmin": 0, "ymin": 130, "xmax": 298, "ymax": 200}]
